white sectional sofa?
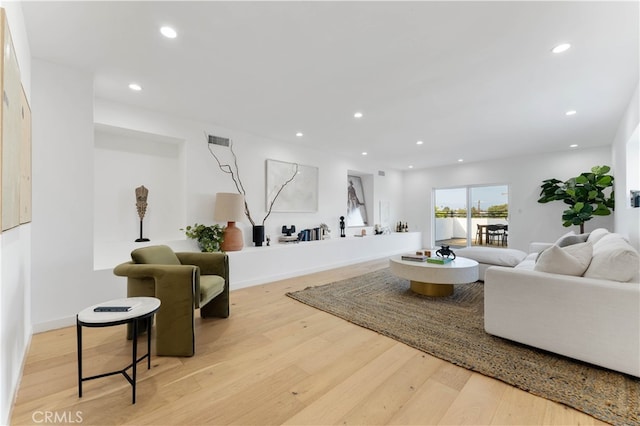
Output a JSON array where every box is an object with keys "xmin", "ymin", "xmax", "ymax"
[{"xmin": 483, "ymin": 229, "xmax": 640, "ymax": 377}]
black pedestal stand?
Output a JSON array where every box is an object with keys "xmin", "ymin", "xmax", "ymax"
[{"xmin": 135, "ymin": 220, "xmax": 149, "ymax": 242}]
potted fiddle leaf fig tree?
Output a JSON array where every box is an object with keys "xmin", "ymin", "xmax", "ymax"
[{"xmin": 538, "ymin": 165, "xmax": 615, "ymax": 233}]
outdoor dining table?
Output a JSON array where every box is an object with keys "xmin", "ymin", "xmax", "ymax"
[{"xmin": 476, "ymin": 224, "xmax": 507, "ymax": 245}]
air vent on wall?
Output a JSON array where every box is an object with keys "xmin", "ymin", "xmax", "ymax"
[
  {"xmin": 378, "ymin": 170, "xmax": 386, "ymax": 177},
  {"xmin": 208, "ymin": 134, "xmax": 230, "ymax": 147}
]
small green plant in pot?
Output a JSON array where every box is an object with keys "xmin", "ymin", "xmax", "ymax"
[
  {"xmin": 182, "ymin": 223, "xmax": 225, "ymax": 252},
  {"xmin": 538, "ymin": 165, "xmax": 615, "ymax": 233}
]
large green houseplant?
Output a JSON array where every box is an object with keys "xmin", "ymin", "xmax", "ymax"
[
  {"xmin": 537, "ymin": 165, "xmax": 615, "ymax": 233},
  {"xmin": 182, "ymin": 223, "xmax": 225, "ymax": 252}
]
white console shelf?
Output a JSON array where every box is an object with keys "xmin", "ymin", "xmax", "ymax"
[
  {"xmin": 227, "ymin": 232, "xmax": 422, "ymax": 289},
  {"xmin": 95, "ymin": 232, "xmax": 422, "ymax": 291}
]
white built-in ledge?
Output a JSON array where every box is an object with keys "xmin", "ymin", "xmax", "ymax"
[
  {"xmin": 227, "ymin": 232, "xmax": 422, "ymax": 289},
  {"xmin": 95, "ymin": 232, "xmax": 422, "ymax": 290}
]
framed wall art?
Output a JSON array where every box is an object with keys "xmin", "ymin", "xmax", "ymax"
[
  {"xmin": 347, "ymin": 175, "xmax": 368, "ymax": 226},
  {"xmin": 266, "ymin": 159, "xmax": 318, "ymax": 212},
  {"xmin": 1, "ymin": 9, "xmax": 29, "ymax": 231}
]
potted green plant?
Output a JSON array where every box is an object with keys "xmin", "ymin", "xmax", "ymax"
[
  {"xmin": 182, "ymin": 223, "xmax": 225, "ymax": 252},
  {"xmin": 538, "ymin": 165, "xmax": 615, "ymax": 233}
]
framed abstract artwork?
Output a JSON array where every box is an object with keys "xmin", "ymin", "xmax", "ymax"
[
  {"xmin": 266, "ymin": 159, "xmax": 318, "ymax": 212},
  {"xmin": 1, "ymin": 9, "xmax": 30, "ymax": 231}
]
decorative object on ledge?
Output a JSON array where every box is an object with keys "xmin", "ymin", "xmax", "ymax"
[
  {"xmin": 214, "ymin": 192, "xmax": 245, "ymax": 251},
  {"xmin": 339, "ymin": 216, "xmax": 345, "ymax": 237},
  {"xmin": 279, "ymin": 226, "xmax": 298, "ymax": 243},
  {"xmin": 538, "ymin": 165, "xmax": 614, "ymax": 233},
  {"xmin": 374, "ymin": 224, "xmax": 391, "ymax": 235},
  {"xmin": 396, "ymin": 221, "xmax": 409, "ymax": 232},
  {"xmin": 436, "ymin": 245, "xmax": 456, "ymax": 260},
  {"xmin": 134, "ymin": 185, "xmax": 150, "ymax": 242},
  {"xmin": 282, "ymin": 225, "xmax": 296, "ymax": 236},
  {"xmin": 181, "ymin": 223, "xmax": 224, "ymax": 252},
  {"xmin": 320, "ymin": 223, "xmax": 331, "ymax": 239},
  {"xmin": 206, "ymin": 134, "xmax": 298, "ymax": 246},
  {"xmin": 252, "ymin": 225, "xmax": 265, "ymax": 247}
]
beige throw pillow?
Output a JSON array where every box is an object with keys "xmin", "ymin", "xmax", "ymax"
[
  {"xmin": 587, "ymin": 228, "xmax": 610, "ymax": 245},
  {"xmin": 534, "ymin": 242, "xmax": 593, "ymax": 276},
  {"xmin": 583, "ymin": 233, "xmax": 640, "ymax": 282}
]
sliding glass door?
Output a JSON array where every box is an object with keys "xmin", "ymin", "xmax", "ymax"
[
  {"xmin": 434, "ymin": 185, "xmax": 509, "ymax": 248},
  {"xmin": 434, "ymin": 187, "xmax": 468, "ymax": 247}
]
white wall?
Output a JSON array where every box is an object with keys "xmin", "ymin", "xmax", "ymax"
[
  {"xmin": 404, "ymin": 146, "xmax": 615, "ymax": 252},
  {"xmin": 93, "ymin": 99, "xmax": 403, "ymax": 248},
  {"xmin": 0, "ymin": 2, "xmax": 30, "ymax": 425},
  {"xmin": 612, "ymin": 85, "xmax": 640, "ymax": 250},
  {"xmin": 30, "ymin": 59, "xmax": 100, "ymax": 329},
  {"xmin": 94, "ymin": 126, "xmax": 186, "ymax": 247},
  {"xmin": 26, "ymin": 88, "xmax": 406, "ymax": 335}
]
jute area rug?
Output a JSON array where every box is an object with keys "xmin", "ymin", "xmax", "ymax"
[{"xmin": 286, "ymin": 268, "xmax": 639, "ymax": 426}]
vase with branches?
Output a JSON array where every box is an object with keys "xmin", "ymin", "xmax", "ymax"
[{"xmin": 207, "ymin": 134, "xmax": 298, "ymax": 246}]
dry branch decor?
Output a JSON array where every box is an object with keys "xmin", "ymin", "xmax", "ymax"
[{"xmin": 206, "ymin": 134, "xmax": 298, "ymax": 228}]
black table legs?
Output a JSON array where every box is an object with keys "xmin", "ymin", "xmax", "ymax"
[{"xmin": 77, "ymin": 313, "xmax": 154, "ymax": 404}]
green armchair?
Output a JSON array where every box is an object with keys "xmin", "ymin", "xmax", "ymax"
[{"xmin": 113, "ymin": 245, "xmax": 229, "ymax": 357}]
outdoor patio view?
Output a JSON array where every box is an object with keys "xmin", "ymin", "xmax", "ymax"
[{"xmin": 434, "ymin": 185, "xmax": 509, "ymax": 248}]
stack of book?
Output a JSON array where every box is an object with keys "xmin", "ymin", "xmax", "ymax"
[
  {"xmin": 401, "ymin": 254, "xmax": 428, "ymax": 262},
  {"xmin": 278, "ymin": 235, "xmax": 299, "ymax": 243},
  {"xmin": 427, "ymin": 257, "xmax": 453, "ymax": 264},
  {"xmin": 298, "ymin": 227, "xmax": 323, "ymax": 241}
]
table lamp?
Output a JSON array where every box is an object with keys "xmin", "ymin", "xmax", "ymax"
[{"xmin": 214, "ymin": 192, "xmax": 245, "ymax": 251}]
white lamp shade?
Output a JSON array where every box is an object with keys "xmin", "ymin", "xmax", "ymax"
[{"xmin": 214, "ymin": 192, "xmax": 245, "ymax": 222}]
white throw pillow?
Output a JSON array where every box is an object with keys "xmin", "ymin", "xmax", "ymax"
[
  {"xmin": 584, "ymin": 233, "xmax": 640, "ymax": 282},
  {"xmin": 587, "ymin": 228, "xmax": 610, "ymax": 245},
  {"xmin": 534, "ymin": 242, "xmax": 593, "ymax": 276}
]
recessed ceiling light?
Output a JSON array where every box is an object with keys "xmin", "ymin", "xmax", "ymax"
[
  {"xmin": 408, "ymin": 165, "xmax": 414, "ymax": 169},
  {"xmin": 552, "ymin": 43, "xmax": 571, "ymax": 54},
  {"xmin": 354, "ymin": 112, "xmax": 363, "ymax": 118},
  {"xmin": 362, "ymin": 151, "xmax": 368, "ymax": 156},
  {"xmin": 566, "ymin": 110, "xmax": 577, "ymax": 116},
  {"xmin": 128, "ymin": 83, "xmax": 142, "ymax": 91},
  {"xmin": 457, "ymin": 159, "xmax": 464, "ymax": 163},
  {"xmin": 569, "ymin": 144, "xmax": 578, "ymax": 148},
  {"xmin": 295, "ymin": 132, "xmax": 303, "ymax": 137},
  {"xmin": 160, "ymin": 26, "xmax": 177, "ymax": 39},
  {"xmin": 416, "ymin": 141, "xmax": 423, "ymax": 145}
]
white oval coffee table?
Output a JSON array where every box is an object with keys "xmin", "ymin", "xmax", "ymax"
[{"xmin": 389, "ymin": 256, "xmax": 479, "ymax": 297}]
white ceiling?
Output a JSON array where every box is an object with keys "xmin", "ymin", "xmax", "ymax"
[{"xmin": 22, "ymin": 1, "xmax": 639, "ymax": 170}]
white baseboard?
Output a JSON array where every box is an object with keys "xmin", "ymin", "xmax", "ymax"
[{"xmin": 32, "ymin": 316, "xmax": 75, "ymax": 334}]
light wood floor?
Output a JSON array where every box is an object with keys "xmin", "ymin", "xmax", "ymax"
[{"xmin": 11, "ymin": 259, "xmax": 608, "ymax": 425}]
